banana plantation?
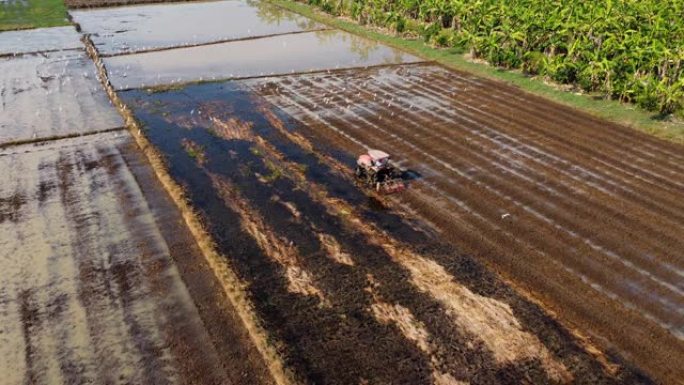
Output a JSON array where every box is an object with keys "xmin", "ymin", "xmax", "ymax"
[{"xmin": 302, "ymin": 0, "xmax": 684, "ymax": 115}]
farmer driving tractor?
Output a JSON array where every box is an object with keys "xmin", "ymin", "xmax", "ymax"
[{"xmin": 355, "ymin": 149, "xmax": 405, "ymax": 194}]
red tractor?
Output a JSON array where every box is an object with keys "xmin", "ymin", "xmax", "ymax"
[{"xmin": 355, "ymin": 150, "xmax": 405, "ymax": 194}]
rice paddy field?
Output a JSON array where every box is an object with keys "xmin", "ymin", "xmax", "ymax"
[{"xmin": 1, "ymin": 0, "xmax": 683, "ymax": 384}]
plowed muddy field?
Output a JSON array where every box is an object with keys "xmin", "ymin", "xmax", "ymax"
[
  {"xmin": 35, "ymin": 0, "xmax": 683, "ymax": 382},
  {"xmin": 241, "ymin": 63, "xmax": 684, "ymax": 384},
  {"xmin": 119, "ymin": 81, "xmax": 657, "ymax": 385}
]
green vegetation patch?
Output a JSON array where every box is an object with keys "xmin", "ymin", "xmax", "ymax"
[
  {"xmin": 181, "ymin": 138, "xmax": 207, "ymax": 165},
  {"xmin": 0, "ymin": 0, "xmax": 69, "ymax": 31},
  {"xmin": 269, "ymin": 0, "xmax": 684, "ymax": 144}
]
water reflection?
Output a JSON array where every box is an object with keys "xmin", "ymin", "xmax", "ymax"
[
  {"xmin": 248, "ymin": 0, "xmax": 320, "ymax": 31},
  {"xmin": 105, "ymin": 29, "xmax": 423, "ymax": 90},
  {"xmin": 71, "ymin": 0, "xmax": 328, "ymax": 56}
]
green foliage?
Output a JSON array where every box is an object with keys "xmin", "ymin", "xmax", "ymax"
[
  {"xmin": 181, "ymin": 139, "xmax": 207, "ymax": 164},
  {"xmin": 299, "ymin": 0, "xmax": 684, "ymax": 115},
  {"xmin": 263, "ymin": 160, "xmax": 283, "ymax": 182},
  {"xmin": 0, "ymin": 0, "xmax": 69, "ymax": 31}
]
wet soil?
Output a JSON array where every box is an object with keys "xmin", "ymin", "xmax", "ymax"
[
  {"xmin": 0, "ymin": 132, "xmax": 273, "ymax": 385},
  {"xmin": 120, "ymin": 81, "xmax": 653, "ymax": 385},
  {"xmin": 71, "ymin": 0, "xmax": 325, "ymax": 56},
  {"xmin": 103, "ymin": 29, "xmax": 423, "ymax": 90},
  {"xmin": 118, "ymin": 136, "xmax": 275, "ymax": 385},
  {"xmin": 242, "ymin": 63, "xmax": 684, "ymax": 384},
  {"xmin": 0, "ymin": 50, "xmax": 123, "ymax": 145}
]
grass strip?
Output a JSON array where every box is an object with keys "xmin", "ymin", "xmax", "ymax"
[{"xmin": 0, "ymin": 0, "xmax": 69, "ymax": 31}]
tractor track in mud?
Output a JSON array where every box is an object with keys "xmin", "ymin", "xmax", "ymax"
[
  {"xmin": 241, "ymin": 64, "xmax": 684, "ymax": 384},
  {"xmin": 120, "ymin": 81, "xmax": 658, "ymax": 384}
]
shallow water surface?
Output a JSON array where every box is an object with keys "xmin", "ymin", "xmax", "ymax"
[
  {"xmin": 105, "ymin": 30, "xmax": 423, "ymax": 90},
  {"xmin": 0, "ymin": 51, "xmax": 123, "ymax": 144},
  {"xmin": 71, "ymin": 0, "xmax": 326, "ymax": 56},
  {"xmin": 0, "ymin": 26, "xmax": 82, "ymax": 55}
]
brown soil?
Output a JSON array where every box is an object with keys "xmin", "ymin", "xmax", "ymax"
[
  {"xmin": 120, "ymin": 81, "xmax": 655, "ymax": 384},
  {"xmin": 244, "ymin": 63, "xmax": 684, "ymax": 385}
]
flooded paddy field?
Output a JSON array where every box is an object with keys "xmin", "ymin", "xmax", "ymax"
[
  {"xmin": 1, "ymin": 0, "xmax": 673, "ymax": 383},
  {"xmin": 71, "ymin": 0, "xmax": 326, "ymax": 56},
  {"xmin": 65, "ymin": 0, "xmax": 196, "ymax": 8},
  {"xmin": 0, "ymin": 50, "xmax": 123, "ymax": 145},
  {"xmin": 0, "ymin": 26, "xmax": 81, "ymax": 56},
  {"xmin": 242, "ymin": 63, "xmax": 684, "ymax": 384},
  {"xmin": 104, "ymin": 29, "xmax": 423, "ymax": 90},
  {"xmin": 0, "ymin": 132, "xmax": 272, "ymax": 385},
  {"xmin": 119, "ymin": 81, "xmax": 653, "ymax": 385}
]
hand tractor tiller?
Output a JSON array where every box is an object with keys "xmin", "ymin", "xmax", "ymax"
[{"xmin": 355, "ymin": 150, "xmax": 405, "ymax": 194}]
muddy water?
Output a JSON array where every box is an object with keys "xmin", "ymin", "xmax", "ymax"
[
  {"xmin": 0, "ymin": 132, "xmax": 236, "ymax": 385},
  {"xmin": 105, "ymin": 29, "xmax": 423, "ymax": 90},
  {"xmin": 0, "ymin": 51, "xmax": 123, "ymax": 145},
  {"xmin": 71, "ymin": 0, "xmax": 326, "ymax": 56},
  {"xmin": 0, "ymin": 26, "xmax": 82, "ymax": 56},
  {"xmin": 120, "ymin": 81, "xmax": 650, "ymax": 384}
]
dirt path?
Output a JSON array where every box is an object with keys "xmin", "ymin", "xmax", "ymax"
[{"xmin": 241, "ymin": 63, "xmax": 684, "ymax": 384}]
